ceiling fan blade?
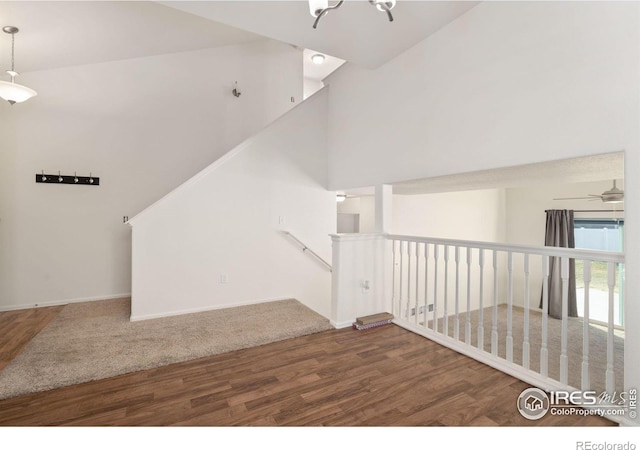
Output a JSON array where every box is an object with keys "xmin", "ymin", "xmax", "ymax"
[{"xmin": 553, "ymin": 196, "xmax": 594, "ymax": 200}]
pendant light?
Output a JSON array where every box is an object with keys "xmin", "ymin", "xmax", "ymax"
[{"xmin": 0, "ymin": 26, "xmax": 37, "ymax": 105}]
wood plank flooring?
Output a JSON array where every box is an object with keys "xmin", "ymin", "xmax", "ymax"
[
  {"xmin": 0, "ymin": 305, "xmax": 64, "ymax": 372},
  {"xmin": 0, "ymin": 305, "xmax": 615, "ymax": 426}
]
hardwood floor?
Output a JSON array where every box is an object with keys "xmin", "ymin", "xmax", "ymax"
[
  {"xmin": 0, "ymin": 305, "xmax": 615, "ymax": 426},
  {"xmin": 0, "ymin": 305, "xmax": 64, "ymax": 372}
]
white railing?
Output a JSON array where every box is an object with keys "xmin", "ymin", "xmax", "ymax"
[
  {"xmin": 283, "ymin": 231, "xmax": 332, "ymax": 272},
  {"xmin": 387, "ymin": 234, "xmax": 625, "ymax": 396}
]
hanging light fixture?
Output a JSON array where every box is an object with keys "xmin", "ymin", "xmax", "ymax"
[
  {"xmin": 0, "ymin": 26, "xmax": 37, "ymax": 105},
  {"xmin": 371, "ymin": 0, "xmax": 396, "ymax": 21},
  {"xmin": 309, "ymin": 0, "xmax": 396, "ymax": 29}
]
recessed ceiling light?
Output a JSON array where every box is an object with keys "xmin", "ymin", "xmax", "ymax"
[{"xmin": 311, "ymin": 54, "xmax": 325, "ymax": 65}]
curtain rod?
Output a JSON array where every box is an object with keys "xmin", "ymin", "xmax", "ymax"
[{"xmin": 545, "ymin": 209, "xmax": 624, "ymax": 213}]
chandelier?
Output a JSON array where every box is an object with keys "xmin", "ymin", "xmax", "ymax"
[{"xmin": 309, "ymin": 0, "xmax": 397, "ymax": 29}]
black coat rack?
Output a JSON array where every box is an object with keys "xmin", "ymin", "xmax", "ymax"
[{"xmin": 35, "ymin": 172, "xmax": 99, "ymax": 186}]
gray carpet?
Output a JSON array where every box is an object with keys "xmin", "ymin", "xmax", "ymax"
[
  {"xmin": 0, "ymin": 298, "xmax": 332, "ymax": 400},
  {"xmin": 425, "ymin": 304, "xmax": 624, "ymax": 394}
]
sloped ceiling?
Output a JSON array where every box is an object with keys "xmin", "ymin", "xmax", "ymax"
[
  {"xmin": 160, "ymin": 1, "xmax": 480, "ymax": 69},
  {"xmin": 0, "ymin": 1, "xmax": 264, "ymax": 73}
]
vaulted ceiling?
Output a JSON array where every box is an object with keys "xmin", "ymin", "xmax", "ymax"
[
  {"xmin": 160, "ymin": 1, "xmax": 479, "ymax": 69},
  {"xmin": 0, "ymin": 1, "xmax": 479, "ymax": 75}
]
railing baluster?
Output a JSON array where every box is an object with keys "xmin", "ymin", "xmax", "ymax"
[
  {"xmin": 424, "ymin": 243, "xmax": 429, "ymax": 330},
  {"xmin": 433, "ymin": 244, "xmax": 439, "ymax": 333},
  {"xmin": 560, "ymin": 257, "xmax": 569, "ymax": 386},
  {"xmin": 522, "ymin": 253, "xmax": 530, "ymax": 370},
  {"xmin": 541, "ymin": 256, "xmax": 549, "ymax": 378},
  {"xmin": 506, "ymin": 251, "xmax": 513, "ymax": 363},
  {"xmin": 582, "ymin": 260, "xmax": 591, "ymax": 391},
  {"xmin": 491, "ymin": 250, "xmax": 498, "ymax": 356},
  {"xmin": 478, "ymin": 248, "xmax": 484, "ymax": 351},
  {"xmin": 406, "ymin": 242, "xmax": 412, "ymax": 320},
  {"xmin": 443, "ymin": 246, "xmax": 449, "ymax": 337},
  {"xmin": 465, "ymin": 248, "xmax": 472, "ymax": 345},
  {"xmin": 392, "ymin": 240, "xmax": 397, "ymax": 318},
  {"xmin": 606, "ymin": 261, "xmax": 616, "ymax": 394},
  {"xmin": 415, "ymin": 242, "xmax": 420, "ymax": 326},
  {"xmin": 399, "ymin": 241, "xmax": 404, "ymax": 320},
  {"xmin": 454, "ymin": 246, "xmax": 460, "ymax": 341}
]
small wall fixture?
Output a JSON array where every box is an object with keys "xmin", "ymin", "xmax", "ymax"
[
  {"xmin": 311, "ymin": 54, "xmax": 325, "ymax": 65},
  {"xmin": 309, "ymin": 0, "xmax": 396, "ymax": 29},
  {"xmin": 36, "ymin": 171, "xmax": 99, "ymax": 186},
  {"xmin": 0, "ymin": 26, "xmax": 37, "ymax": 105},
  {"xmin": 336, "ymin": 194, "xmax": 347, "ymax": 202},
  {"xmin": 232, "ymin": 81, "xmax": 241, "ymax": 98}
]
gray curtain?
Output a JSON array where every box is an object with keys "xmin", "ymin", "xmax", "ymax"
[{"xmin": 540, "ymin": 210, "xmax": 577, "ymax": 319}]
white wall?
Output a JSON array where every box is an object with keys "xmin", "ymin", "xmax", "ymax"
[
  {"xmin": 0, "ymin": 39, "xmax": 303, "ymax": 310},
  {"xmin": 359, "ymin": 196, "xmax": 376, "ymax": 234},
  {"xmin": 129, "ymin": 89, "xmax": 334, "ymax": 320},
  {"xmin": 327, "ymin": 2, "xmax": 638, "ymax": 190},
  {"xmin": 392, "ymin": 189, "xmax": 506, "ymax": 242},
  {"xmin": 303, "ymin": 78, "xmax": 324, "ymax": 100}
]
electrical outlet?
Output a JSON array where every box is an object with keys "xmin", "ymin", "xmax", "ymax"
[
  {"xmin": 428, "ymin": 304, "xmax": 434, "ymax": 312},
  {"xmin": 220, "ymin": 274, "xmax": 228, "ymax": 284},
  {"xmin": 409, "ymin": 306, "xmax": 427, "ymax": 316}
]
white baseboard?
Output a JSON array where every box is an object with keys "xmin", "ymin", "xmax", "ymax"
[
  {"xmin": 330, "ymin": 319, "xmax": 354, "ymax": 329},
  {"xmin": 0, "ymin": 293, "xmax": 132, "ymax": 312},
  {"xmin": 130, "ymin": 296, "xmax": 298, "ymax": 322}
]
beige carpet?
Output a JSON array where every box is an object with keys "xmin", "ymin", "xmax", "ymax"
[
  {"xmin": 0, "ymin": 298, "xmax": 332, "ymax": 400},
  {"xmin": 426, "ymin": 305, "xmax": 624, "ymax": 394}
]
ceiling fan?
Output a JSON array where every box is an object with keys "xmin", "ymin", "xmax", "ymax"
[
  {"xmin": 336, "ymin": 193, "xmax": 358, "ymax": 202},
  {"xmin": 553, "ymin": 180, "xmax": 624, "ymax": 203}
]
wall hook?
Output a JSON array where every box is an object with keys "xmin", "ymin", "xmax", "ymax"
[
  {"xmin": 232, "ymin": 81, "xmax": 241, "ymax": 98},
  {"xmin": 35, "ymin": 171, "xmax": 99, "ymax": 186}
]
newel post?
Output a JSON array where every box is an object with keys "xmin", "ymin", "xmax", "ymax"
[{"xmin": 330, "ymin": 234, "xmax": 390, "ymax": 329}]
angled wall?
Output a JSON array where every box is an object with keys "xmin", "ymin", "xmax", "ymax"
[
  {"xmin": 129, "ymin": 89, "xmax": 334, "ymax": 320},
  {"xmin": 0, "ymin": 39, "xmax": 302, "ymax": 310}
]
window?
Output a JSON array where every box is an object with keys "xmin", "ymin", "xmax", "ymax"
[{"xmin": 574, "ymin": 219, "xmax": 624, "ymax": 326}]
